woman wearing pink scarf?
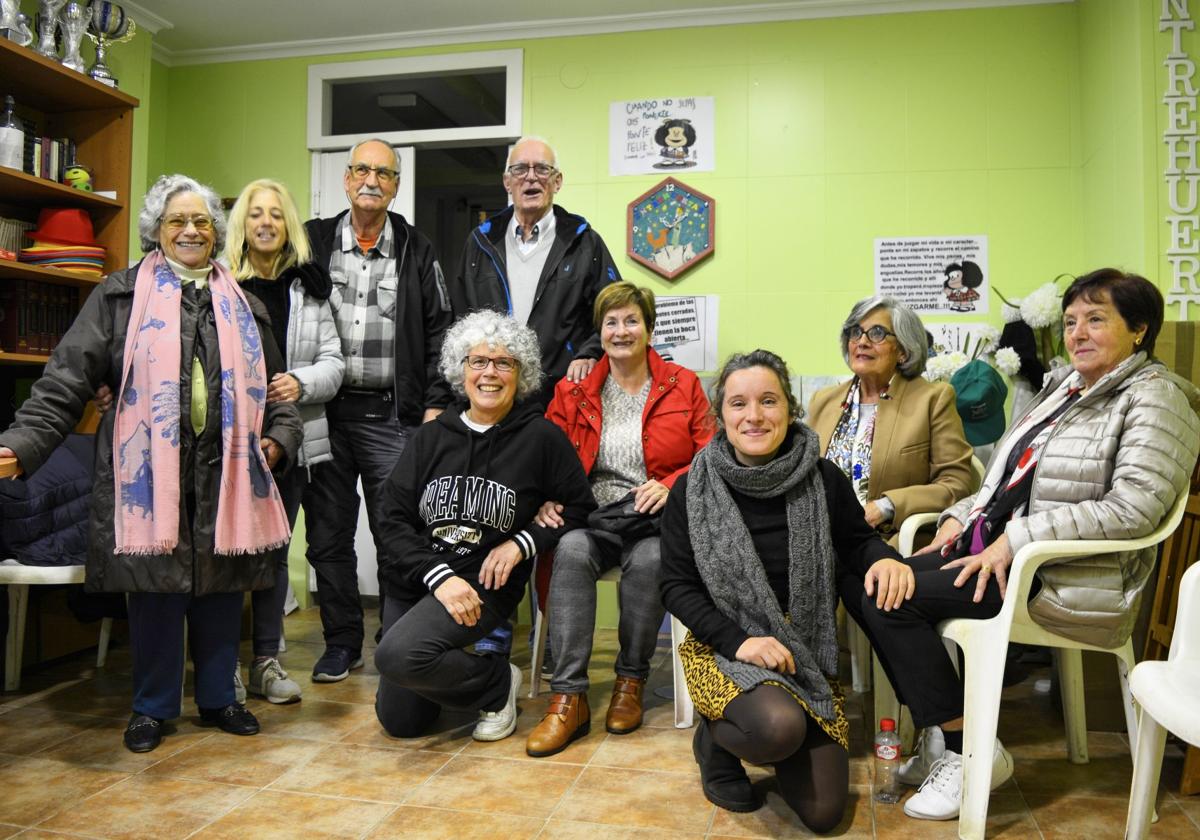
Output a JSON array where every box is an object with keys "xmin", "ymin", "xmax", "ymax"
[{"xmin": 0, "ymin": 174, "xmax": 301, "ymax": 754}]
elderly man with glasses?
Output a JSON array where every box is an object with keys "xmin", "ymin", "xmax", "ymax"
[
  {"xmin": 302, "ymin": 137, "xmax": 454, "ymax": 684},
  {"xmin": 450, "ymin": 135, "xmax": 621, "ymax": 409}
]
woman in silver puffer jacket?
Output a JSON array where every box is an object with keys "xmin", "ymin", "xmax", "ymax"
[{"xmin": 841, "ymin": 268, "xmax": 1200, "ymax": 823}]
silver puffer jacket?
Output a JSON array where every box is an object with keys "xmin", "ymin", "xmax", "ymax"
[
  {"xmin": 943, "ymin": 353, "xmax": 1200, "ymax": 648},
  {"xmin": 284, "ymin": 277, "xmax": 344, "ymax": 469}
]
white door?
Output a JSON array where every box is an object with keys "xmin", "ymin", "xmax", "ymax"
[
  {"xmin": 305, "ymin": 146, "xmax": 415, "ymax": 598},
  {"xmin": 311, "ymin": 146, "xmax": 416, "ymax": 221}
]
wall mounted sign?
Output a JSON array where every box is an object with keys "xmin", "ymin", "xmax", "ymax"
[
  {"xmin": 609, "ymin": 96, "xmax": 715, "ymax": 176},
  {"xmin": 874, "ymin": 235, "xmax": 989, "ymax": 315},
  {"xmin": 627, "ymin": 177, "xmax": 715, "ymax": 280},
  {"xmin": 1161, "ymin": 1, "xmax": 1200, "ymax": 318}
]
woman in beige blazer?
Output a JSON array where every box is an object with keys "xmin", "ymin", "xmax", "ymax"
[{"xmin": 807, "ymin": 296, "xmax": 973, "ymax": 541}]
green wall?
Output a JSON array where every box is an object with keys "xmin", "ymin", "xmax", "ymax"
[{"xmin": 140, "ymin": 0, "xmax": 1188, "ymax": 624}]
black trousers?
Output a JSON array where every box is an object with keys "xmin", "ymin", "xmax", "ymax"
[
  {"xmin": 838, "ymin": 551, "xmax": 1003, "ymax": 729},
  {"xmin": 373, "ymin": 580, "xmax": 524, "ymax": 738}
]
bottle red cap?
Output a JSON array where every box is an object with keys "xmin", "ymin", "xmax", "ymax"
[{"xmin": 880, "ymin": 718, "xmax": 896, "ymax": 731}]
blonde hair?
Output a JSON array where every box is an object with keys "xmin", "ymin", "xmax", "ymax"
[
  {"xmin": 593, "ymin": 281, "xmax": 656, "ymax": 333},
  {"xmin": 226, "ymin": 179, "xmax": 311, "ymax": 281}
]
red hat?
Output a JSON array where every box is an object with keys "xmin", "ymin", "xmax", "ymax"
[{"xmin": 28, "ymin": 208, "xmax": 98, "ymax": 247}]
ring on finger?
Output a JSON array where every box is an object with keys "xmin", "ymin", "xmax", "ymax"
[{"xmin": 980, "ymin": 563, "xmax": 992, "ymax": 575}]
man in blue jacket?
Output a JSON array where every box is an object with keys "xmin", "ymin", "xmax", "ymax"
[
  {"xmin": 303, "ymin": 137, "xmax": 453, "ymax": 683},
  {"xmin": 451, "ymin": 136, "xmax": 620, "ymax": 409}
]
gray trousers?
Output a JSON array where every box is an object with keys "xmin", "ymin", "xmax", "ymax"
[{"xmin": 548, "ymin": 529, "xmax": 664, "ymax": 694}]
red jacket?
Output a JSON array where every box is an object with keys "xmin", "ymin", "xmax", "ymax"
[{"xmin": 545, "ymin": 348, "xmax": 713, "ymax": 490}]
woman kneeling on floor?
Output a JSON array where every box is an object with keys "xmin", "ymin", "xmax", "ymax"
[
  {"xmin": 374, "ymin": 310, "xmax": 594, "ymax": 742},
  {"xmin": 661, "ymin": 349, "xmax": 911, "ymax": 832}
]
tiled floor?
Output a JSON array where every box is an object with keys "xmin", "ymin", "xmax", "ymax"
[{"xmin": 0, "ymin": 607, "xmax": 1195, "ymax": 838}]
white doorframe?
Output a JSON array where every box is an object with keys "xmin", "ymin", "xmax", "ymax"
[{"xmin": 310, "ymin": 146, "xmax": 416, "ymax": 222}]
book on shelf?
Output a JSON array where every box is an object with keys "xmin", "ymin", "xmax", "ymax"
[{"xmin": 0, "ymin": 280, "xmax": 80, "ymax": 355}]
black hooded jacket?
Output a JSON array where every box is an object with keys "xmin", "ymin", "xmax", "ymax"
[{"xmin": 378, "ymin": 398, "xmax": 595, "ymax": 598}]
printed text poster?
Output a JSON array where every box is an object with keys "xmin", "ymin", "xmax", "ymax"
[
  {"xmin": 650, "ymin": 295, "xmax": 719, "ymax": 372},
  {"xmin": 875, "ymin": 235, "xmax": 989, "ymax": 315}
]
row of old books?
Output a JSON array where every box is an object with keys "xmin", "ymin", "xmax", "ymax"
[{"xmin": 0, "ymin": 281, "xmax": 80, "ymax": 355}]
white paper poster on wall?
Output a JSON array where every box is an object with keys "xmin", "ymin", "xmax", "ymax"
[
  {"xmin": 609, "ymin": 97, "xmax": 715, "ymax": 176},
  {"xmin": 651, "ymin": 295, "xmax": 719, "ymax": 372},
  {"xmin": 874, "ymin": 235, "xmax": 989, "ymax": 316}
]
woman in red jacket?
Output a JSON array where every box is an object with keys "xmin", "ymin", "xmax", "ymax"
[{"xmin": 525, "ymin": 282, "xmax": 712, "ymax": 757}]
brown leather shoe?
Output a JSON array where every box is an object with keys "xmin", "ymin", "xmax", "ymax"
[
  {"xmin": 605, "ymin": 676, "xmax": 645, "ymax": 734},
  {"xmin": 525, "ymin": 692, "xmax": 590, "ymax": 757}
]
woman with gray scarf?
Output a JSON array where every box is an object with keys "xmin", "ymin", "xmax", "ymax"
[{"xmin": 660, "ymin": 350, "xmax": 912, "ymax": 831}]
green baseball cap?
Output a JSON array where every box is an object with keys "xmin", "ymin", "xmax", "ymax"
[{"xmin": 950, "ymin": 359, "xmax": 1008, "ymax": 446}]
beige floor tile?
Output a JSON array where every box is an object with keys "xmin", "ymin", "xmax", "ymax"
[
  {"xmin": 367, "ymin": 805, "xmax": 543, "ymax": 839},
  {"xmin": 0, "ymin": 754, "xmax": 127, "ymax": 826},
  {"xmin": 0, "ymin": 708, "xmax": 108, "ymax": 756},
  {"xmin": 540, "ymin": 817, "xmax": 704, "ymax": 839},
  {"xmin": 270, "ymin": 743, "xmax": 451, "ymax": 802},
  {"xmin": 553, "ymin": 765, "xmax": 714, "ymax": 834},
  {"xmin": 0, "ymin": 825, "xmax": 19, "ymax": 839},
  {"xmin": 25, "ymin": 673, "xmax": 134, "ymax": 720},
  {"xmin": 708, "ymin": 783, "xmax": 872, "ymax": 838},
  {"xmin": 1029, "ymin": 794, "xmax": 1200, "ymax": 839},
  {"xmin": 1014, "ymin": 753, "xmax": 1135, "ymax": 798},
  {"xmin": 292, "ymin": 670, "xmax": 381, "ymax": 706},
  {"xmin": 146, "ymin": 733, "xmax": 324, "ymax": 787},
  {"xmin": 252, "ymin": 698, "xmax": 379, "ymax": 742},
  {"xmin": 1177, "ymin": 795, "xmax": 1200, "ymax": 828},
  {"xmin": 36, "ymin": 718, "xmax": 214, "ymax": 772},
  {"xmin": 872, "ymin": 791, "xmax": 1040, "ymax": 839},
  {"xmin": 190, "ymin": 789, "xmax": 394, "ymax": 839},
  {"xmin": 589, "ymin": 723, "xmax": 701, "ymax": 774},
  {"xmin": 339, "ymin": 717, "xmax": 473, "ymax": 754},
  {"xmin": 405, "ymin": 754, "xmax": 581, "ymax": 819},
  {"xmin": 36, "ymin": 774, "xmax": 254, "ymax": 839}
]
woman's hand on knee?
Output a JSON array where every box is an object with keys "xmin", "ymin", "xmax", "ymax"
[
  {"xmin": 941, "ymin": 534, "xmax": 1014, "ymax": 602},
  {"xmin": 915, "ymin": 517, "xmax": 963, "ymax": 556},
  {"xmin": 735, "ymin": 636, "xmax": 796, "ymax": 675},
  {"xmin": 478, "ymin": 539, "xmax": 523, "ymax": 590},
  {"xmin": 534, "ymin": 500, "xmax": 564, "ymax": 528},
  {"xmin": 632, "ymin": 479, "xmax": 669, "ymax": 514},
  {"xmin": 434, "ymin": 576, "xmax": 483, "ymax": 626},
  {"xmin": 864, "ymin": 558, "xmax": 915, "ymax": 611}
]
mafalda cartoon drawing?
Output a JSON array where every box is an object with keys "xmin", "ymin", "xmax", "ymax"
[
  {"xmin": 943, "ymin": 260, "xmax": 983, "ymax": 312},
  {"xmin": 653, "ymin": 119, "xmax": 697, "ymax": 168}
]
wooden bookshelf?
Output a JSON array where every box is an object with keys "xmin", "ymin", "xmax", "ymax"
[{"xmin": 0, "ymin": 37, "xmax": 137, "ymax": 363}]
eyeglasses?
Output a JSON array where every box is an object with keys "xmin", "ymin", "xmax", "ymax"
[
  {"xmin": 845, "ymin": 324, "xmax": 897, "ymax": 344},
  {"xmin": 463, "ymin": 355, "xmax": 519, "ymax": 372},
  {"xmin": 505, "ymin": 162, "xmax": 557, "ymax": 180},
  {"xmin": 162, "ymin": 215, "xmax": 214, "ymax": 232},
  {"xmin": 347, "ymin": 163, "xmax": 399, "ymax": 183}
]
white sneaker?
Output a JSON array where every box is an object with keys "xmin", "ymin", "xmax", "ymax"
[
  {"xmin": 233, "ymin": 660, "xmax": 247, "ymax": 705},
  {"xmin": 473, "ymin": 663, "xmax": 522, "ymax": 742},
  {"xmin": 902, "ymin": 740, "xmax": 1015, "ymax": 821},
  {"xmin": 899, "ymin": 725, "xmax": 946, "ymax": 786},
  {"xmin": 249, "ymin": 657, "xmax": 302, "ymax": 704}
]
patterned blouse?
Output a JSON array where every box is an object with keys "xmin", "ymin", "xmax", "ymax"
[{"xmin": 589, "ymin": 376, "xmax": 652, "ymax": 505}]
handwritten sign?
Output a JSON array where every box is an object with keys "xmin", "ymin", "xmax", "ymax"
[{"xmin": 609, "ymin": 97, "xmax": 715, "ymax": 176}]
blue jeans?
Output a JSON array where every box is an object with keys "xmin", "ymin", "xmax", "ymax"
[{"xmin": 305, "ymin": 418, "xmax": 411, "ymax": 652}]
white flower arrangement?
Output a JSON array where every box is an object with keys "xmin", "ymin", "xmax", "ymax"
[
  {"xmin": 994, "ymin": 274, "xmax": 1071, "ymax": 381},
  {"xmin": 1018, "ymin": 282, "xmax": 1062, "ymax": 329},
  {"xmin": 994, "ymin": 346, "xmax": 1021, "ymax": 377},
  {"xmin": 925, "ymin": 350, "xmax": 969, "ymax": 382}
]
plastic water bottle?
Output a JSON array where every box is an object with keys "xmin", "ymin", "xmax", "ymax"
[{"xmin": 874, "ymin": 717, "xmax": 901, "ymax": 804}]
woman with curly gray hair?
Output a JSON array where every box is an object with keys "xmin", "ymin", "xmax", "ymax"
[
  {"xmin": 374, "ymin": 310, "xmax": 595, "ymax": 742},
  {"xmin": 0, "ymin": 174, "xmax": 301, "ymax": 753}
]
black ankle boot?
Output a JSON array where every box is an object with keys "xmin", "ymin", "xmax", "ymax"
[{"xmin": 693, "ymin": 719, "xmax": 758, "ymax": 812}]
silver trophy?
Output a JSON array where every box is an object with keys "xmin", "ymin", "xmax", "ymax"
[
  {"xmin": 59, "ymin": 2, "xmax": 88, "ymax": 73},
  {"xmin": 13, "ymin": 13, "xmax": 33, "ymax": 46},
  {"xmin": 86, "ymin": 1, "xmax": 135, "ymax": 87},
  {"xmin": 34, "ymin": 0, "xmax": 66, "ymax": 58},
  {"xmin": 0, "ymin": 0, "xmax": 20, "ymax": 41}
]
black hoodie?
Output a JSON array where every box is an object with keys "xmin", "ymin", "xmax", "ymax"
[{"xmin": 379, "ymin": 398, "xmax": 595, "ymax": 599}]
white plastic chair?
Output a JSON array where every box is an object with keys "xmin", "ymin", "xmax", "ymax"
[
  {"xmin": 1125, "ymin": 559, "xmax": 1200, "ymax": 840},
  {"xmin": 1, "ymin": 562, "xmax": 113, "ymax": 691},
  {"xmin": 942, "ymin": 487, "xmax": 1189, "ymax": 840},
  {"xmin": 527, "ymin": 566, "xmax": 694, "ymax": 728}
]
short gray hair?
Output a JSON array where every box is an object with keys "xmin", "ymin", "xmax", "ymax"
[
  {"xmin": 505, "ymin": 135, "xmax": 560, "ymax": 173},
  {"xmin": 349, "ymin": 137, "xmax": 400, "ymax": 171},
  {"xmin": 138, "ymin": 174, "xmax": 226, "ymax": 254},
  {"xmin": 839, "ymin": 296, "xmax": 928, "ymax": 378},
  {"xmin": 439, "ymin": 310, "xmax": 544, "ymax": 401}
]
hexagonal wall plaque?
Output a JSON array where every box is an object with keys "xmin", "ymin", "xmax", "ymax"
[{"xmin": 626, "ymin": 177, "xmax": 715, "ymax": 280}]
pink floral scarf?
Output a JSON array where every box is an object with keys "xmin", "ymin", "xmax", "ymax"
[{"xmin": 113, "ymin": 250, "xmax": 290, "ymax": 555}]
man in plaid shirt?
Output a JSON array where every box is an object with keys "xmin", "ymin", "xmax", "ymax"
[{"xmin": 303, "ymin": 138, "xmax": 453, "ymax": 683}]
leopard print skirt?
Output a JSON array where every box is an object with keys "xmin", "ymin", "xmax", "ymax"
[{"xmin": 678, "ymin": 631, "xmax": 849, "ymax": 750}]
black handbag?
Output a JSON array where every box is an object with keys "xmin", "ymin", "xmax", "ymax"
[{"xmin": 586, "ymin": 491, "xmax": 662, "ymax": 542}]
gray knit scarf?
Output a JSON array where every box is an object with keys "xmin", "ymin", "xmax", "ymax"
[{"xmin": 686, "ymin": 423, "xmax": 838, "ymax": 719}]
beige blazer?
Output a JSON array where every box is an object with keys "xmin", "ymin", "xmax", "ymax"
[{"xmin": 807, "ymin": 375, "xmax": 973, "ymax": 532}]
